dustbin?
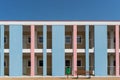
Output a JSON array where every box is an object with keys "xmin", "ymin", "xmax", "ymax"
[{"xmin": 66, "ymin": 66, "xmax": 71, "ymax": 75}]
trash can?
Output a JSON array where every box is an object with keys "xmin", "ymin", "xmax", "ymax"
[{"xmin": 66, "ymin": 66, "xmax": 71, "ymax": 75}]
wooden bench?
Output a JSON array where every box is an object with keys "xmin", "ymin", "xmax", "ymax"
[{"xmin": 76, "ymin": 70, "xmax": 94, "ymax": 78}]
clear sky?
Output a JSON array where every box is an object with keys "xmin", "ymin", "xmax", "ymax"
[{"xmin": 0, "ymin": 0, "xmax": 120, "ymax": 20}]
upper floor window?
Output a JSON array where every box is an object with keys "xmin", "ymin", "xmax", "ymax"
[
  {"xmin": 65, "ymin": 36, "xmax": 71, "ymax": 44},
  {"xmin": 38, "ymin": 36, "xmax": 43, "ymax": 44},
  {"xmin": 77, "ymin": 36, "xmax": 82, "ymax": 44},
  {"xmin": 27, "ymin": 36, "xmax": 31, "ymax": 44},
  {"xmin": 4, "ymin": 36, "xmax": 7, "ymax": 44}
]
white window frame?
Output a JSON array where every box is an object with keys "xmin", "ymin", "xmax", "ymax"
[
  {"xmin": 38, "ymin": 59, "xmax": 43, "ymax": 68},
  {"xmin": 27, "ymin": 59, "xmax": 31, "ymax": 68},
  {"xmin": 38, "ymin": 36, "xmax": 43, "ymax": 44},
  {"xmin": 77, "ymin": 35, "xmax": 82, "ymax": 44},
  {"xmin": 77, "ymin": 59, "xmax": 82, "ymax": 67},
  {"xmin": 65, "ymin": 35, "xmax": 71, "ymax": 44}
]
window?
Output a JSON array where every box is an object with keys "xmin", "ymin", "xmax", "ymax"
[
  {"xmin": 65, "ymin": 60, "xmax": 70, "ymax": 66},
  {"xmin": 114, "ymin": 37, "xmax": 115, "ymax": 43},
  {"xmin": 4, "ymin": 60, "xmax": 7, "ymax": 67},
  {"xmin": 77, "ymin": 36, "xmax": 82, "ymax": 44},
  {"xmin": 114, "ymin": 60, "xmax": 116, "ymax": 66},
  {"xmin": 28, "ymin": 60, "xmax": 31, "ymax": 67},
  {"xmin": 38, "ymin": 60, "xmax": 43, "ymax": 67},
  {"xmin": 4, "ymin": 36, "xmax": 7, "ymax": 44},
  {"xmin": 77, "ymin": 60, "xmax": 82, "ymax": 66},
  {"xmin": 38, "ymin": 36, "xmax": 43, "ymax": 43},
  {"xmin": 27, "ymin": 36, "xmax": 31, "ymax": 44},
  {"xmin": 65, "ymin": 36, "xmax": 71, "ymax": 44}
]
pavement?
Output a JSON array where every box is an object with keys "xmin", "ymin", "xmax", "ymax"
[{"xmin": 0, "ymin": 76, "xmax": 120, "ymax": 80}]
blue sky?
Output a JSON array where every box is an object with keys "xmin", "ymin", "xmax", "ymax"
[{"xmin": 0, "ymin": 0, "xmax": 120, "ymax": 20}]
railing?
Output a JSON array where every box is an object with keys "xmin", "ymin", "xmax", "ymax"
[
  {"xmin": 108, "ymin": 66, "xmax": 115, "ymax": 75},
  {"xmin": 77, "ymin": 66, "xmax": 85, "ymax": 70},
  {"xmin": 89, "ymin": 66, "xmax": 94, "ymax": 71},
  {"xmin": 22, "ymin": 38, "xmax": 116, "ymax": 49},
  {"xmin": 23, "ymin": 39, "xmax": 52, "ymax": 49},
  {"xmin": 89, "ymin": 39, "xmax": 116, "ymax": 49},
  {"xmin": 89, "ymin": 39, "xmax": 94, "ymax": 49},
  {"xmin": 47, "ymin": 39, "xmax": 52, "ymax": 49},
  {"xmin": 23, "ymin": 39, "xmax": 30, "ymax": 49},
  {"xmin": 47, "ymin": 67, "xmax": 52, "ymax": 75},
  {"xmin": 108, "ymin": 39, "xmax": 115, "ymax": 49},
  {"xmin": 65, "ymin": 39, "xmax": 86, "ymax": 49}
]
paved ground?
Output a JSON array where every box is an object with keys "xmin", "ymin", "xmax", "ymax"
[{"xmin": 0, "ymin": 77, "xmax": 120, "ymax": 80}]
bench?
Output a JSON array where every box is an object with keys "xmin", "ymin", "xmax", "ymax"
[{"xmin": 76, "ymin": 70, "xmax": 94, "ymax": 78}]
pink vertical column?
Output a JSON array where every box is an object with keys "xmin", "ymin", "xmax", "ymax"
[
  {"xmin": 31, "ymin": 25, "xmax": 35, "ymax": 76},
  {"xmin": 115, "ymin": 25, "xmax": 119, "ymax": 76},
  {"xmin": 72, "ymin": 25, "xmax": 77, "ymax": 77}
]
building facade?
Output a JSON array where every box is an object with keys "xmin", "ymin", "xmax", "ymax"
[{"xmin": 0, "ymin": 21, "xmax": 120, "ymax": 76}]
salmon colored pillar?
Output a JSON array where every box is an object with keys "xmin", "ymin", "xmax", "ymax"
[
  {"xmin": 31, "ymin": 25, "xmax": 35, "ymax": 76},
  {"xmin": 115, "ymin": 25, "xmax": 119, "ymax": 76},
  {"xmin": 72, "ymin": 25, "xmax": 77, "ymax": 77}
]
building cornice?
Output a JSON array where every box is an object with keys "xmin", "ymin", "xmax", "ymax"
[{"xmin": 0, "ymin": 21, "xmax": 120, "ymax": 25}]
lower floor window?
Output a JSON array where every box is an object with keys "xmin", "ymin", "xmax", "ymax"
[
  {"xmin": 65, "ymin": 60, "xmax": 70, "ymax": 66},
  {"xmin": 28, "ymin": 60, "xmax": 31, "ymax": 67},
  {"xmin": 4, "ymin": 60, "xmax": 7, "ymax": 67},
  {"xmin": 114, "ymin": 60, "xmax": 116, "ymax": 66},
  {"xmin": 38, "ymin": 60, "xmax": 43, "ymax": 67},
  {"xmin": 77, "ymin": 60, "xmax": 82, "ymax": 66}
]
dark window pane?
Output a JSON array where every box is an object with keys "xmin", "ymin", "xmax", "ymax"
[
  {"xmin": 39, "ymin": 60, "xmax": 43, "ymax": 66},
  {"xmin": 4, "ymin": 61, "xmax": 6, "ymax": 67},
  {"xmin": 65, "ymin": 60, "xmax": 70, "ymax": 66},
  {"xmin": 38, "ymin": 36, "xmax": 43, "ymax": 43},
  {"xmin": 65, "ymin": 36, "xmax": 71, "ymax": 43},
  {"xmin": 28, "ymin": 37, "xmax": 31, "ymax": 43},
  {"xmin": 77, "ymin": 36, "xmax": 81, "ymax": 43},
  {"xmin": 77, "ymin": 60, "xmax": 81, "ymax": 66},
  {"xmin": 28, "ymin": 60, "xmax": 31, "ymax": 67},
  {"xmin": 4, "ymin": 37, "xmax": 7, "ymax": 43},
  {"xmin": 114, "ymin": 60, "xmax": 116, "ymax": 66}
]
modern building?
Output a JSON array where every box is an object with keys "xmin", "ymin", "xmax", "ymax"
[{"xmin": 0, "ymin": 21, "xmax": 120, "ymax": 77}]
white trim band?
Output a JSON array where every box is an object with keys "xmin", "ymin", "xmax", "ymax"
[{"xmin": 0, "ymin": 21, "xmax": 120, "ymax": 25}]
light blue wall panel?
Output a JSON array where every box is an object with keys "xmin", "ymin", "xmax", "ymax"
[
  {"xmin": 94, "ymin": 25, "xmax": 107, "ymax": 76},
  {"xmin": 52, "ymin": 25, "xmax": 65, "ymax": 76},
  {"xmin": 85, "ymin": 25, "xmax": 89, "ymax": 74},
  {"xmin": 0, "ymin": 25, "xmax": 4, "ymax": 76},
  {"xmin": 43, "ymin": 25, "xmax": 47, "ymax": 76},
  {"xmin": 9, "ymin": 25, "xmax": 23, "ymax": 76}
]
